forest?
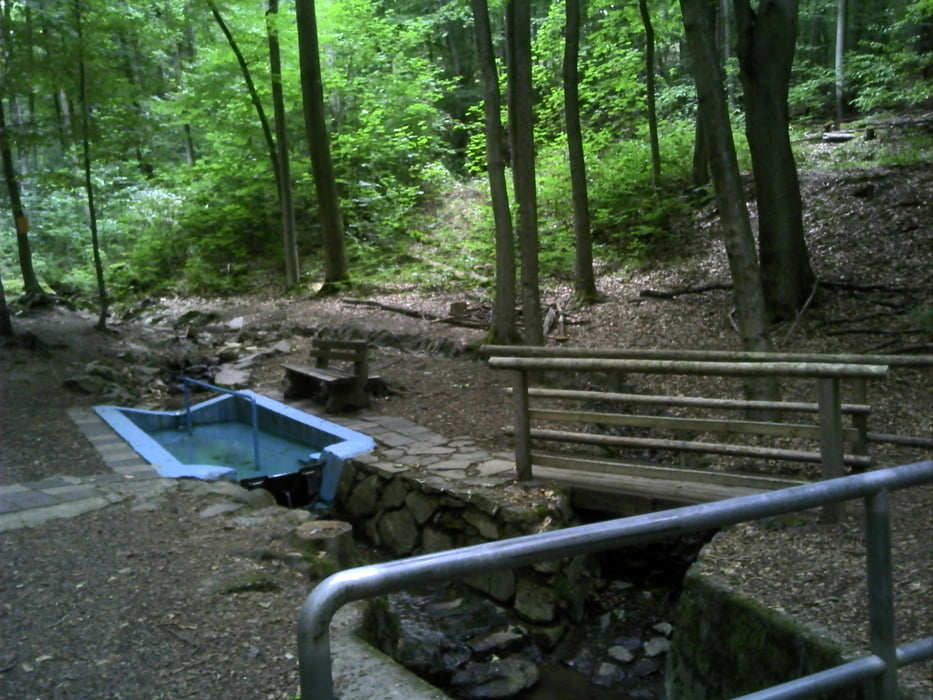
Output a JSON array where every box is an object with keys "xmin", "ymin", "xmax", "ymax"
[
  {"xmin": 1, "ymin": 4, "xmax": 932, "ymax": 698},
  {"xmin": 1, "ymin": 0, "xmax": 931, "ymax": 343}
]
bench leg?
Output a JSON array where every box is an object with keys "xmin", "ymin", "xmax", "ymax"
[{"xmin": 284, "ymin": 371, "xmax": 323, "ymax": 400}]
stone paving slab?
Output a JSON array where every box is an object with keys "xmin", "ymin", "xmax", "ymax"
[{"xmin": 2, "ymin": 489, "xmax": 62, "ymax": 509}]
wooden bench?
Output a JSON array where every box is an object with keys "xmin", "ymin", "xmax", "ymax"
[
  {"xmin": 283, "ymin": 339, "xmax": 370, "ymax": 412},
  {"xmin": 481, "ymin": 345, "xmax": 899, "ymax": 521}
]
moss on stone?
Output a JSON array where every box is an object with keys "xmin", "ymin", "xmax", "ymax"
[{"xmin": 667, "ymin": 568, "xmax": 875, "ymax": 699}]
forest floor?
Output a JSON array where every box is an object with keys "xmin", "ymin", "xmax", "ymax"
[{"xmin": 1, "ymin": 158, "xmax": 931, "ymax": 698}]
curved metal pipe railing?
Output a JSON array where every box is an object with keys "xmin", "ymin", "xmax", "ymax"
[
  {"xmin": 296, "ymin": 460, "xmax": 933, "ymax": 700},
  {"xmin": 181, "ymin": 375, "xmax": 262, "ymax": 472}
]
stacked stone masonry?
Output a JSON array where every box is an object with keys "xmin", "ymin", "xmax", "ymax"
[{"xmin": 333, "ymin": 413, "xmax": 595, "ymax": 637}]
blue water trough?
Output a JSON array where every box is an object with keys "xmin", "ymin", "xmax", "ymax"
[{"xmin": 94, "ymin": 380, "xmax": 375, "ymax": 506}]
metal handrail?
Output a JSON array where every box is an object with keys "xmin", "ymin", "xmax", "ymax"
[
  {"xmin": 296, "ymin": 460, "xmax": 933, "ymax": 700},
  {"xmin": 181, "ymin": 376, "xmax": 262, "ymax": 472}
]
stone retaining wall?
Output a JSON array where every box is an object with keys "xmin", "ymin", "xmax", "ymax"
[
  {"xmin": 335, "ymin": 456, "xmax": 594, "ymax": 643},
  {"xmin": 666, "ymin": 564, "xmax": 865, "ymax": 699},
  {"xmin": 666, "ymin": 541, "xmax": 926, "ymax": 700}
]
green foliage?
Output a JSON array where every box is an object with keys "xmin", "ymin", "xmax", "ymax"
[
  {"xmin": 348, "ymin": 176, "xmax": 495, "ymax": 292},
  {"xmin": 532, "ymin": 0, "xmax": 688, "ymax": 142},
  {"xmin": 3, "ymin": 0, "xmax": 932, "ymax": 303},
  {"xmin": 847, "ymin": 44, "xmax": 933, "ymax": 113},
  {"xmin": 788, "ymin": 61, "xmax": 837, "ymax": 118},
  {"xmin": 532, "ymin": 116, "xmax": 697, "ymax": 276},
  {"xmin": 318, "ymin": 0, "xmax": 454, "ymax": 244},
  {"xmin": 790, "ymin": 0, "xmax": 933, "ymax": 117}
]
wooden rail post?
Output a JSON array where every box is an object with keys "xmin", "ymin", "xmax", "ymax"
[
  {"xmin": 512, "ymin": 369, "xmax": 533, "ymax": 481},
  {"xmin": 850, "ymin": 378, "xmax": 870, "ymax": 460},
  {"xmin": 818, "ymin": 376, "xmax": 845, "ymax": 523}
]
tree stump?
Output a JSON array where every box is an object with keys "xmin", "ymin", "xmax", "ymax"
[{"xmin": 294, "ymin": 520, "xmax": 360, "ymax": 573}]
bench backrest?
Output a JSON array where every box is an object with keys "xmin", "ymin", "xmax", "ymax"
[{"xmin": 310, "ymin": 339, "xmax": 369, "ymax": 379}]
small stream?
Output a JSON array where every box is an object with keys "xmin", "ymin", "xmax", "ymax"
[{"xmin": 360, "ymin": 528, "xmax": 713, "ymax": 700}]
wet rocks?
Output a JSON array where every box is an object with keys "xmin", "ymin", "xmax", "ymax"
[
  {"xmin": 364, "ymin": 588, "xmax": 539, "ymax": 699},
  {"xmin": 362, "ymin": 579, "xmax": 675, "ymax": 699},
  {"xmin": 451, "ymin": 657, "xmax": 539, "ymax": 699}
]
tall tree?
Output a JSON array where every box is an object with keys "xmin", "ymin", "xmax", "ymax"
[
  {"xmin": 639, "ymin": 0, "xmax": 662, "ymax": 189},
  {"xmin": 834, "ymin": 0, "xmax": 847, "ymax": 123},
  {"xmin": 266, "ymin": 0, "xmax": 300, "ymax": 289},
  {"xmin": 0, "ymin": 267, "xmax": 12, "ymax": 336},
  {"xmin": 0, "ymin": 94, "xmax": 46, "ymax": 300},
  {"xmin": 691, "ymin": 114, "xmax": 710, "ymax": 187},
  {"xmin": 679, "ymin": 0, "xmax": 779, "ymax": 402},
  {"xmin": 565, "ymin": 0, "xmax": 599, "ymax": 304},
  {"xmin": 73, "ymin": 0, "xmax": 108, "ymax": 330},
  {"xmin": 206, "ymin": 0, "xmax": 280, "ymax": 195},
  {"xmin": 471, "ymin": 0, "xmax": 519, "ymax": 344},
  {"xmin": 295, "ymin": 0, "xmax": 349, "ymax": 292},
  {"xmin": 0, "ymin": 7, "xmax": 46, "ymax": 301},
  {"xmin": 735, "ymin": 0, "xmax": 815, "ymax": 321},
  {"xmin": 506, "ymin": 0, "xmax": 543, "ymax": 345}
]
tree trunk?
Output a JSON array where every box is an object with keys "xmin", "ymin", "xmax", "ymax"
[
  {"xmin": 173, "ymin": 33, "xmax": 197, "ymax": 166},
  {"xmin": 639, "ymin": 0, "xmax": 662, "ymax": 190},
  {"xmin": 565, "ymin": 0, "xmax": 599, "ymax": 304},
  {"xmin": 295, "ymin": 0, "xmax": 349, "ymax": 292},
  {"xmin": 679, "ymin": 0, "xmax": 779, "ymax": 404},
  {"xmin": 0, "ymin": 95, "xmax": 45, "ymax": 298},
  {"xmin": 470, "ymin": 0, "xmax": 519, "ymax": 344},
  {"xmin": 0, "ymin": 267, "xmax": 13, "ymax": 336},
  {"xmin": 267, "ymin": 0, "xmax": 300, "ymax": 289},
  {"xmin": 506, "ymin": 0, "xmax": 543, "ymax": 346},
  {"xmin": 691, "ymin": 112, "xmax": 710, "ymax": 187},
  {"xmin": 74, "ymin": 0, "xmax": 108, "ymax": 330},
  {"xmin": 734, "ymin": 0, "xmax": 815, "ymax": 322},
  {"xmin": 207, "ymin": 0, "xmax": 280, "ymax": 196},
  {"xmin": 835, "ymin": 0, "xmax": 846, "ymax": 124}
]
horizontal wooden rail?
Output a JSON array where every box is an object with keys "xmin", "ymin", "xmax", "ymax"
[
  {"xmin": 524, "ymin": 427, "xmax": 874, "ymax": 469},
  {"xmin": 488, "ymin": 356, "xmax": 889, "ymax": 379},
  {"xmin": 527, "ymin": 407, "xmax": 862, "ymax": 443},
  {"xmin": 529, "ymin": 452, "xmax": 805, "ymax": 489},
  {"xmin": 480, "ymin": 344, "xmax": 933, "ymax": 367},
  {"xmin": 520, "ymin": 387, "xmax": 873, "ymax": 415},
  {"xmin": 867, "ymin": 432, "xmax": 933, "ymax": 449}
]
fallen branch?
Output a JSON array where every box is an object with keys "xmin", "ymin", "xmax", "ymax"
[
  {"xmin": 826, "ymin": 327, "xmax": 924, "ymax": 337},
  {"xmin": 819, "ymin": 312, "xmax": 908, "ymax": 326},
  {"xmin": 342, "ymin": 298, "xmax": 439, "ymax": 320},
  {"xmin": 639, "ymin": 282, "xmax": 732, "ymax": 299},
  {"xmin": 819, "ymin": 280, "xmax": 915, "ymax": 294},
  {"xmin": 778, "ymin": 279, "xmax": 820, "ymax": 347},
  {"xmin": 884, "ymin": 343, "xmax": 933, "ymax": 355},
  {"xmin": 342, "ymin": 298, "xmax": 488, "ymax": 329}
]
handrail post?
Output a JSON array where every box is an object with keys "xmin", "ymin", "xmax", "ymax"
[
  {"xmin": 183, "ymin": 380, "xmax": 193, "ymax": 433},
  {"xmin": 864, "ymin": 488, "xmax": 897, "ymax": 698},
  {"xmin": 817, "ymin": 377, "xmax": 845, "ymax": 523},
  {"xmin": 513, "ymin": 368, "xmax": 532, "ymax": 481},
  {"xmin": 297, "ymin": 588, "xmax": 337, "ymax": 700},
  {"xmin": 249, "ymin": 395, "xmax": 261, "ymax": 472}
]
